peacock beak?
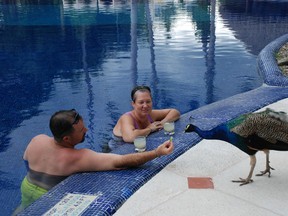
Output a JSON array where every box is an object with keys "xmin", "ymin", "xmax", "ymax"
[{"xmin": 184, "ymin": 124, "xmax": 194, "ymax": 133}]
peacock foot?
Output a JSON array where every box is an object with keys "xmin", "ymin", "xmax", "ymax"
[
  {"xmin": 256, "ymin": 166, "xmax": 275, "ymax": 177},
  {"xmin": 232, "ymin": 178, "xmax": 253, "ymax": 186}
]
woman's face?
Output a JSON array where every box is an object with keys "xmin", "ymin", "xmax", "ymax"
[{"xmin": 132, "ymin": 91, "xmax": 152, "ymax": 115}]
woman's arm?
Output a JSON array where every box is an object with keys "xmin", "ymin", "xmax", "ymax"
[
  {"xmin": 152, "ymin": 108, "xmax": 180, "ymax": 125},
  {"xmin": 119, "ymin": 115, "xmax": 153, "ymax": 142},
  {"xmin": 115, "ymin": 109, "xmax": 180, "ymax": 143}
]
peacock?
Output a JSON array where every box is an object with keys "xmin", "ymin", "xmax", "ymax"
[{"xmin": 185, "ymin": 108, "xmax": 288, "ymax": 186}]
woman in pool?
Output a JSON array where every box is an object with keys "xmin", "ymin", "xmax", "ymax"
[{"xmin": 111, "ymin": 86, "xmax": 180, "ymax": 143}]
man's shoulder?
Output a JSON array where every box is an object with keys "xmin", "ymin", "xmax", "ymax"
[{"xmin": 31, "ymin": 134, "xmax": 51, "ymax": 142}]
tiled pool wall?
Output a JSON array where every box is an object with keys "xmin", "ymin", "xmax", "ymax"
[{"xmin": 18, "ymin": 34, "xmax": 288, "ymax": 216}]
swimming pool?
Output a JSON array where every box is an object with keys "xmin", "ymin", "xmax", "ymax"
[{"xmin": 1, "ymin": 0, "xmax": 288, "ymax": 215}]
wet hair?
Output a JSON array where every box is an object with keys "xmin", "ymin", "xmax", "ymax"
[
  {"xmin": 131, "ymin": 86, "xmax": 151, "ymax": 102},
  {"xmin": 49, "ymin": 109, "xmax": 82, "ymax": 142}
]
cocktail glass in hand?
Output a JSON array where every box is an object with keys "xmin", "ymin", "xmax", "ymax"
[
  {"xmin": 164, "ymin": 122, "xmax": 175, "ymax": 135},
  {"xmin": 134, "ymin": 136, "xmax": 146, "ymax": 152}
]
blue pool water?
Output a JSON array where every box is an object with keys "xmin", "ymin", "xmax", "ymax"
[{"xmin": 1, "ymin": 0, "xmax": 288, "ymax": 215}]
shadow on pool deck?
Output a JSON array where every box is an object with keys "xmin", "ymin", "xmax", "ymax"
[{"xmin": 18, "ymin": 34, "xmax": 288, "ymax": 216}]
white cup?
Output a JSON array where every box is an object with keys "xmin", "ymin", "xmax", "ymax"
[
  {"xmin": 134, "ymin": 136, "xmax": 146, "ymax": 152},
  {"xmin": 164, "ymin": 122, "xmax": 175, "ymax": 135}
]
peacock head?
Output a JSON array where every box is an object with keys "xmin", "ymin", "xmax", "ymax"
[{"xmin": 184, "ymin": 124, "xmax": 196, "ymax": 133}]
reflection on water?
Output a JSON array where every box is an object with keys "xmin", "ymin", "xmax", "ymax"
[{"xmin": 0, "ymin": 0, "xmax": 288, "ymax": 214}]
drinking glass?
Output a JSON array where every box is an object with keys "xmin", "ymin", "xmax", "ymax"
[
  {"xmin": 164, "ymin": 122, "xmax": 175, "ymax": 135},
  {"xmin": 133, "ymin": 136, "xmax": 146, "ymax": 152}
]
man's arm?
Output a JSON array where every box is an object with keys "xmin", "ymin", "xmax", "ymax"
[
  {"xmin": 70, "ymin": 140, "xmax": 174, "ymax": 173},
  {"xmin": 113, "ymin": 140, "xmax": 173, "ymax": 169}
]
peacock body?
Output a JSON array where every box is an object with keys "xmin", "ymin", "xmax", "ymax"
[{"xmin": 185, "ymin": 108, "xmax": 288, "ymax": 185}]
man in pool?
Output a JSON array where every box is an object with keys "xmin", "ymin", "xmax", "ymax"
[{"xmin": 14, "ymin": 109, "xmax": 174, "ymax": 214}]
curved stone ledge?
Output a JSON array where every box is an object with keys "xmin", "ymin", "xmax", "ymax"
[{"xmin": 257, "ymin": 33, "xmax": 288, "ymax": 87}]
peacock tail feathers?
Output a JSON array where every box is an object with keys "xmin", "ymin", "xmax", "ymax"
[
  {"xmin": 266, "ymin": 108, "xmax": 288, "ymax": 123},
  {"xmin": 229, "ymin": 108, "xmax": 288, "ymax": 144}
]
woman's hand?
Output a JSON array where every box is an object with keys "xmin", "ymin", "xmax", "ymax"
[{"xmin": 149, "ymin": 121, "xmax": 163, "ymax": 132}]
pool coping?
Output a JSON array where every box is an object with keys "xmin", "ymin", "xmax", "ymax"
[{"xmin": 18, "ymin": 34, "xmax": 288, "ymax": 216}]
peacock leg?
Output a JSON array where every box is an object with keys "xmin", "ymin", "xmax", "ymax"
[
  {"xmin": 256, "ymin": 150, "xmax": 274, "ymax": 177},
  {"xmin": 232, "ymin": 155, "xmax": 256, "ymax": 186}
]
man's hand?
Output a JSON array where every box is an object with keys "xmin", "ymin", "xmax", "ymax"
[{"xmin": 156, "ymin": 139, "xmax": 174, "ymax": 156}]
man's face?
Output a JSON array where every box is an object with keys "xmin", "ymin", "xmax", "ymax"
[{"xmin": 71, "ymin": 120, "xmax": 88, "ymax": 144}]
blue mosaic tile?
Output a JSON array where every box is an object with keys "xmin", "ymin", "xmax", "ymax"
[
  {"xmin": 258, "ymin": 33, "xmax": 288, "ymax": 87},
  {"xmin": 18, "ymin": 35, "xmax": 288, "ymax": 216}
]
